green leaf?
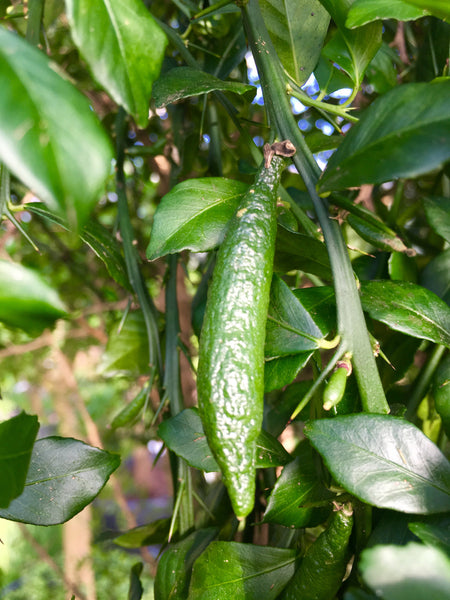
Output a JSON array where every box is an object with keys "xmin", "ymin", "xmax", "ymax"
[
  {"xmin": 0, "ymin": 28, "xmax": 113, "ymax": 229},
  {"xmin": 409, "ymin": 515, "xmax": 450, "ymax": 556},
  {"xmin": 320, "ymin": 81, "xmax": 450, "ymax": 192},
  {"xmin": 347, "ymin": 214, "xmax": 408, "ymax": 253},
  {"xmin": 158, "ymin": 408, "xmax": 291, "ymax": 472},
  {"xmin": 265, "ymin": 275, "xmax": 324, "ymax": 357},
  {"xmin": 100, "ymin": 311, "xmax": 150, "ymax": 377},
  {"xmin": 320, "ymin": 0, "xmax": 382, "ymax": 88},
  {"xmin": 423, "ymin": 197, "xmax": 450, "ymax": 244},
  {"xmin": 264, "ymin": 353, "xmax": 313, "ymax": 393},
  {"xmin": 155, "ymin": 529, "xmax": 218, "ymax": 600},
  {"xmin": 0, "ymin": 437, "xmax": 120, "ymax": 525},
  {"xmin": 0, "ymin": 413, "xmax": 39, "ymax": 509},
  {"xmin": 305, "ymin": 415, "xmax": 450, "ymax": 514},
  {"xmin": 274, "ymin": 227, "xmax": 331, "ymax": 279},
  {"xmin": 114, "ymin": 518, "xmax": 172, "ymax": 548},
  {"xmin": 65, "ymin": 0, "xmax": 167, "ymax": 128},
  {"xmin": 433, "ymin": 354, "xmax": 450, "ymax": 437},
  {"xmin": 346, "ymin": 0, "xmax": 429, "ymax": 28},
  {"xmin": 388, "ymin": 253, "xmax": 418, "ymax": 283},
  {"xmin": 421, "ymin": 249, "xmax": 450, "ymax": 304},
  {"xmin": 128, "ymin": 562, "xmax": 144, "ymax": 600},
  {"xmin": 366, "ymin": 43, "xmax": 400, "ymax": 95},
  {"xmin": 259, "ymin": 0, "xmax": 330, "ymax": 85},
  {"xmin": 360, "ymin": 543, "xmax": 450, "ymax": 599},
  {"xmin": 0, "ymin": 260, "xmax": 67, "ymax": 336},
  {"xmin": 402, "ymin": 0, "xmax": 450, "ymax": 21},
  {"xmin": 147, "ymin": 178, "xmax": 248, "ymax": 259},
  {"xmin": 263, "ymin": 441, "xmax": 333, "ymax": 528},
  {"xmin": 152, "ymin": 67, "xmax": 255, "ymax": 108},
  {"xmin": 360, "ymin": 280, "xmax": 450, "ymax": 348},
  {"xmin": 188, "ymin": 542, "xmax": 296, "ymax": 600},
  {"xmin": 27, "ymin": 202, "xmax": 131, "ymax": 291}
]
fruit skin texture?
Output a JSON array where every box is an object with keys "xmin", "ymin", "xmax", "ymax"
[
  {"xmin": 197, "ymin": 153, "xmax": 286, "ymax": 518},
  {"xmin": 283, "ymin": 503, "xmax": 354, "ymax": 600}
]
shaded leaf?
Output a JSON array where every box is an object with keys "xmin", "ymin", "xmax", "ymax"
[
  {"xmin": 360, "ymin": 280, "xmax": 450, "ymax": 348},
  {"xmin": 409, "ymin": 515, "xmax": 450, "ymax": 556},
  {"xmin": 423, "ymin": 197, "xmax": 450, "ymax": 244},
  {"xmin": 274, "ymin": 227, "xmax": 331, "ymax": 278},
  {"xmin": 115, "ymin": 518, "xmax": 172, "ymax": 548},
  {"xmin": 432, "ymin": 354, "xmax": 450, "ymax": 438},
  {"xmin": 259, "ymin": 0, "xmax": 329, "ymax": 85},
  {"xmin": 153, "ymin": 67, "xmax": 254, "ymax": 108},
  {"xmin": 158, "ymin": 408, "xmax": 291, "ymax": 472},
  {"xmin": 320, "ymin": 81, "xmax": 450, "ymax": 192},
  {"xmin": 264, "ymin": 353, "xmax": 313, "ymax": 393},
  {"xmin": 66, "ymin": 0, "xmax": 167, "ymax": 128},
  {"xmin": 346, "ymin": 0, "xmax": 429, "ymax": 28},
  {"xmin": 0, "ymin": 437, "xmax": 120, "ymax": 525},
  {"xmin": 360, "ymin": 543, "xmax": 450, "ymax": 599},
  {"xmin": 155, "ymin": 529, "xmax": 218, "ymax": 600},
  {"xmin": 305, "ymin": 415, "xmax": 450, "ymax": 514},
  {"xmin": 420, "ymin": 249, "xmax": 450, "ymax": 305},
  {"xmin": 0, "ymin": 413, "xmax": 39, "ymax": 509},
  {"xmin": 0, "ymin": 28, "xmax": 113, "ymax": 229},
  {"xmin": 128, "ymin": 563, "xmax": 144, "ymax": 600},
  {"xmin": 0, "ymin": 260, "xmax": 67, "ymax": 336},
  {"xmin": 147, "ymin": 178, "xmax": 247, "ymax": 259},
  {"xmin": 100, "ymin": 311, "xmax": 150, "ymax": 376},
  {"xmin": 188, "ymin": 542, "xmax": 296, "ymax": 600}
]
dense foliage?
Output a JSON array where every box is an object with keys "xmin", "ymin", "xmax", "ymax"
[{"xmin": 0, "ymin": 0, "xmax": 449, "ymax": 598}]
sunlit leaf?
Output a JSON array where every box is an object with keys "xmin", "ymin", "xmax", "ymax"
[{"xmin": 346, "ymin": 0, "xmax": 429, "ymax": 28}]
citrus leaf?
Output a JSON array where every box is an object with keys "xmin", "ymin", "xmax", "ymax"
[
  {"xmin": 346, "ymin": 0, "xmax": 429, "ymax": 28},
  {"xmin": 360, "ymin": 280, "xmax": 450, "ymax": 348},
  {"xmin": 188, "ymin": 542, "xmax": 296, "ymax": 600},
  {"xmin": 264, "ymin": 352, "xmax": 313, "ymax": 393},
  {"xmin": 152, "ymin": 67, "xmax": 255, "ymax": 108},
  {"xmin": 0, "ymin": 260, "xmax": 67, "ymax": 336},
  {"xmin": 147, "ymin": 178, "xmax": 247, "ymax": 259},
  {"xmin": 274, "ymin": 227, "xmax": 331, "ymax": 278},
  {"xmin": 402, "ymin": 0, "xmax": 450, "ymax": 21},
  {"xmin": 0, "ymin": 413, "xmax": 39, "ymax": 509},
  {"xmin": 65, "ymin": 0, "xmax": 167, "ymax": 128},
  {"xmin": 360, "ymin": 543, "xmax": 450, "ymax": 599},
  {"xmin": 114, "ymin": 518, "xmax": 172, "ymax": 548},
  {"xmin": 423, "ymin": 197, "xmax": 450, "ymax": 244},
  {"xmin": 320, "ymin": 81, "xmax": 450, "ymax": 192},
  {"xmin": 408, "ymin": 516, "xmax": 450, "ymax": 556},
  {"xmin": 100, "ymin": 311, "xmax": 150, "ymax": 377},
  {"xmin": 305, "ymin": 415, "xmax": 450, "ymax": 514},
  {"xmin": 259, "ymin": 0, "xmax": 329, "ymax": 85},
  {"xmin": 0, "ymin": 437, "xmax": 120, "ymax": 525},
  {"xmin": 0, "ymin": 28, "xmax": 113, "ymax": 229}
]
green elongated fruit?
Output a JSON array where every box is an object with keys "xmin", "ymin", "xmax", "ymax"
[
  {"xmin": 323, "ymin": 357, "xmax": 352, "ymax": 411},
  {"xmin": 197, "ymin": 144, "xmax": 292, "ymax": 518},
  {"xmin": 283, "ymin": 503, "xmax": 354, "ymax": 600}
]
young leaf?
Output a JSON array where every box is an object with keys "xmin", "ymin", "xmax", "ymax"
[
  {"xmin": 65, "ymin": 0, "xmax": 167, "ymax": 128},
  {"xmin": 360, "ymin": 280, "xmax": 450, "ymax": 348},
  {"xmin": 0, "ymin": 413, "xmax": 39, "ymax": 509},
  {"xmin": 360, "ymin": 543, "xmax": 450, "ymax": 599},
  {"xmin": 0, "ymin": 260, "xmax": 67, "ymax": 336},
  {"xmin": 305, "ymin": 415, "xmax": 450, "ymax": 514},
  {"xmin": 147, "ymin": 178, "xmax": 247, "ymax": 259},
  {"xmin": 320, "ymin": 80, "xmax": 450, "ymax": 192},
  {"xmin": 188, "ymin": 542, "xmax": 296, "ymax": 600},
  {"xmin": 0, "ymin": 437, "xmax": 120, "ymax": 525},
  {"xmin": 346, "ymin": 0, "xmax": 429, "ymax": 28},
  {"xmin": 0, "ymin": 28, "xmax": 113, "ymax": 229},
  {"xmin": 259, "ymin": 0, "xmax": 330, "ymax": 85},
  {"xmin": 152, "ymin": 67, "xmax": 255, "ymax": 108},
  {"xmin": 158, "ymin": 408, "xmax": 291, "ymax": 472}
]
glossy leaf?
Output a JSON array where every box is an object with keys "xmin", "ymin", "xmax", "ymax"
[
  {"xmin": 274, "ymin": 227, "xmax": 331, "ymax": 278},
  {"xmin": 265, "ymin": 275, "xmax": 324, "ymax": 357},
  {"xmin": 402, "ymin": 0, "xmax": 450, "ymax": 21},
  {"xmin": 0, "ymin": 413, "xmax": 39, "ymax": 509},
  {"xmin": 27, "ymin": 202, "xmax": 130, "ymax": 291},
  {"xmin": 114, "ymin": 518, "xmax": 172, "ymax": 548},
  {"xmin": 0, "ymin": 28, "xmax": 113, "ymax": 229},
  {"xmin": 259, "ymin": 0, "xmax": 330, "ymax": 85},
  {"xmin": 263, "ymin": 441, "xmax": 333, "ymax": 528},
  {"xmin": 188, "ymin": 542, "xmax": 296, "ymax": 600},
  {"xmin": 65, "ymin": 0, "xmax": 167, "ymax": 128},
  {"xmin": 320, "ymin": 81, "xmax": 450, "ymax": 192},
  {"xmin": 423, "ymin": 197, "xmax": 450, "ymax": 244},
  {"xmin": 147, "ymin": 178, "xmax": 247, "ymax": 259},
  {"xmin": 347, "ymin": 214, "xmax": 408, "ymax": 253},
  {"xmin": 360, "ymin": 280, "xmax": 450, "ymax": 348},
  {"xmin": 0, "ymin": 260, "xmax": 67, "ymax": 336},
  {"xmin": 152, "ymin": 67, "xmax": 255, "ymax": 108},
  {"xmin": 158, "ymin": 408, "xmax": 291, "ymax": 472},
  {"xmin": 409, "ymin": 515, "xmax": 450, "ymax": 556},
  {"xmin": 155, "ymin": 529, "xmax": 218, "ymax": 600},
  {"xmin": 320, "ymin": 0, "xmax": 382, "ymax": 88},
  {"xmin": 100, "ymin": 311, "xmax": 150, "ymax": 376},
  {"xmin": 346, "ymin": 0, "xmax": 429, "ymax": 28},
  {"xmin": 305, "ymin": 415, "xmax": 450, "ymax": 514},
  {"xmin": 360, "ymin": 543, "xmax": 450, "ymax": 599},
  {"xmin": 0, "ymin": 437, "xmax": 120, "ymax": 525}
]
